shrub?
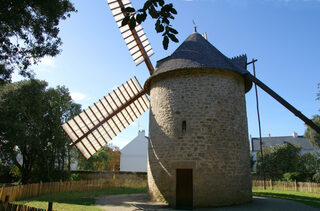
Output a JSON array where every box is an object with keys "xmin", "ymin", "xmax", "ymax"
[
  {"xmin": 70, "ymin": 173, "xmax": 80, "ymax": 181},
  {"xmin": 313, "ymin": 173, "xmax": 320, "ymax": 183},
  {"xmin": 283, "ymin": 172, "xmax": 302, "ymax": 182},
  {"xmin": 9, "ymin": 165, "xmax": 21, "ymax": 182}
]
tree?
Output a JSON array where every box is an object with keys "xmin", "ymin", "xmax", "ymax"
[
  {"xmin": 122, "ymin": 0, "xmax": 179, "ymax": 50},
  {"xmin": 299, "ymin": 152, "xmax": 320, "ymax": 174},
  {"xmin": 1, "ymin": 0, "xmax": 179, "ymax": 83},
  {"xmin": 256, "ymin": 143, "xmax": 302, "ymax": 180},
  {"xmin": 0, "ymin": 0, "xmax": 76, "ymax": 84},
  {"xmin": 0, "ymin": 79, "xmax": 81, "ymax": 183},
  {"xmin": 305, "ymin": 115, "xmax": 320, "ymax": 150},
  {"xmin": 77, "ymin": 145, "xmax": 120, "ymax": 171},
  {"xmin": 78, "ymin": 147, "xmax": 110, "ymax": 171},
  {"xmin": 305, "ymin": 83, "xmax": 320, "ymax": 150}
]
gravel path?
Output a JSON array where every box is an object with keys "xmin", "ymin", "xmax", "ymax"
[{"xmin": 95, "ymin": 194, "xmax": 319, "ymax": 211}]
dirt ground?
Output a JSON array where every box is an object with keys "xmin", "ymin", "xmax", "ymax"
[{"xmin": 95, "ymin": 194, "xmax": 319, "ymax": 211}]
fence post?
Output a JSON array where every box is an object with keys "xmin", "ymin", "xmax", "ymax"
[
  {"xmin": 269, "ymin": 179, "xmax": 272, "ymax": 190},
  {"xmin": 59, "ymin": 180, "xmax": 62, "ymax": 193},
  {"xmin": 48, "ymin": 201, "xmax": 53, "ymax": 211},
  {"xmin": 4, "ymin": 195, "xmax": 9, "ymax": 209},
  {"xmin": 295, "ymin": 180, "xmax": 298, "ymax": 191},
  {"xmin": 0, "ymin": 184, "xmax": 4, "ymax": 202}
]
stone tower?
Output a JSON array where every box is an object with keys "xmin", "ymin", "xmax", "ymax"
[{"xmin": 144, "ymin": 32, "xmax": 252, "ymax": 208}]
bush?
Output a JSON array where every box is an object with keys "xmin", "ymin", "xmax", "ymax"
[
  {"xmin": 9, "ymin": 165, "xmax": 21, "ymax": 182},
  {"xmin": 283, "ymin": 172, "xmax": 302, "ymax": 182},
  {"xmin": 313, "ymin": 173, "xmax": 320, "ymax": 183},
  {"xmin": 70, "ymin": 173, "xmax": 80, "ymax": 181}
]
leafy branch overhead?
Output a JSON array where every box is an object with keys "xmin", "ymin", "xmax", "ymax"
[
  {"xmin": 0, "ymin": 0, "xmax": 76, "ymax": 84},
  {"xmin": 121, "ymin": 0, "xmax": 179, "ymax": 50}
]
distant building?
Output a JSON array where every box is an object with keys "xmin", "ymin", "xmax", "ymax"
[
  {"xmin": 120, "ymin": 130, "xmax": 148, "ymax": 172},
  {"xmin": 250, "ymin": 131, "xmax": 318, "ymax": 170}
]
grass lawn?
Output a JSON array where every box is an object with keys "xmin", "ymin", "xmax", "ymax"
[
  {"xmin": 14, "ymin": 187, "xmax": 147, "ymax": 211},
  {"xmin": 253, "ymin": 188, "xmax": 320, "ymax": 208}
]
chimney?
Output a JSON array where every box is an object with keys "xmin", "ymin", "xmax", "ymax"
[
  {"xmin": 138, "ymin": 130, "xmax": 145, "ymax": 137},
  {"xmin": 293, "ymin": 131, "xmax": 298, "ymax": 138}
]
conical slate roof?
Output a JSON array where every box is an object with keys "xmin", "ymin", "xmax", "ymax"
[{"xmin": 145, "ymin": 32, "xmax": 252, "ymax": 92}]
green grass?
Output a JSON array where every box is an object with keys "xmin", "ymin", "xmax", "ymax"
[
  {"xmin": 14, "ymin": 186, "xmax": 320, "ymax": 210},
  {"xmin": 253, "ymin": 188, "xmax": 320, "ymax": 208},
  {"xmin": 14, "ymin": 187, "xmax": 147, "ymax": 211}
]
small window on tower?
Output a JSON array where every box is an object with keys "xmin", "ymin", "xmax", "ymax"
[{"xmin": 182, "ymin": 120, "xmax": 186, "ymax": 133}]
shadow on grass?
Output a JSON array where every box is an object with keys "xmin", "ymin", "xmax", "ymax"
[
  {"xmin": 17, "ymin": 187, "xmax": 147, "ymax": 206},
  {"xmin": 253, "ymin": 192, "xmax": 320, "ymax": 208}
]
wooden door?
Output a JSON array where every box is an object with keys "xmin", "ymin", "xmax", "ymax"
[{"xmin": 176, "ymin": 169, "xmax": 193, "ymax": 209}]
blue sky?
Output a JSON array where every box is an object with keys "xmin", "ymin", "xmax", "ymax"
[{"xmin": 13, "ymin": 0, "xmax": 320, "ymax": 148}]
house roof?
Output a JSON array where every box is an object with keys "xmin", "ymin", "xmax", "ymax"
[
  {"xmin": 251, "ymin": 136, "xmax": 316, "ymax": 152},
  {"xmin": 144, "ymin": 32, "xmax": 252, "ymax": 93}
]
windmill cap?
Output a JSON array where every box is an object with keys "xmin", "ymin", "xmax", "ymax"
[{"xmin": 144, "ymin": 32, "xmax": 252, "ymax": 93}]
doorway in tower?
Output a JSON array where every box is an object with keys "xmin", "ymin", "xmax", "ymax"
[{"xmin": 176, "ymin": 169, "xmax": 193, "ymax": 209}]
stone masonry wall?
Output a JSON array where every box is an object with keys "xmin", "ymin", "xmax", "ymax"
[{"xmin": 147, "ymin": 68, "xmax": 252, "ymax": 207}]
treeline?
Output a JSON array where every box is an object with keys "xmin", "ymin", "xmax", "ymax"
[
  {"xmin": 0, "ymin": 80, "xmax": 122, "ymax": 184},
  {"xmin": 0, "ymin": 79, "xmax": 81, "ymax": 184},
  {"xmin": 256, "ymin": 143, "xmax": 320, "ymax": 182}
]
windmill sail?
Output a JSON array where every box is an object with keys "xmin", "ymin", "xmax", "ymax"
[
  {"xmin": 107, "ymin": 0, "xmax": 155, "ymax": 75},
  {"xmin": 62, "ymin": 77, "xmax": 149, "ymax": 159}
]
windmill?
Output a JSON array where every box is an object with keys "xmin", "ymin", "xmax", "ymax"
[{"xmin": 62, "ymin": 0, "xmax": 320, "ymax": 208}]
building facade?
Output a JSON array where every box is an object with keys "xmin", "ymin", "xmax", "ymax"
[
  {"xmin": 144, "ymin": 32, "xmax": 253, "ymax": 208},
  {"xmin": 120, "ymin": 130, "xmax": 148, "ymax": 172}
]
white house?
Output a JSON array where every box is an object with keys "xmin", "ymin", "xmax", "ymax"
[{"xmin": 120, "ymin": 130, "xmax": 148, "ymax": 172}]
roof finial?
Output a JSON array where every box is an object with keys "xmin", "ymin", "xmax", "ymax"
[{"xmin": 193, "ymin": 20, "xmax": 197, "ymax": 33}]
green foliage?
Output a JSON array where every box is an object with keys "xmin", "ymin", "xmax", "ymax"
[
  {"xmin": 257, "ymin": 143, "xmax": 302, "ymax": 180},
  {"xmin": 0, "ymin": 79, "xmax": 81, "ymax": 183},
  {"xmin": 69, "ymin": 173, "xmax": 80, "ymax": 181},
  {"xmin": 313, "ymin": 173, "xmax": 320, "ymax": 183},
  {"xmin": 299, "ymin": 152, "xmax": 320, "ymax": 173},
  {"xmin": 0, "ymin": 0, "xmax": 76, "ymax": 84},
  {"xmin": 305, "ymin": 115, "xmax": 320, "ymax": 150},
  {"xmin": 78, "ymin": 147, "xmax": 110, "ymax": 171},
  {"xmin": 257, "ymin": 141, "xmax": 320, "ymax": 182},
  {"xmin": 121, "ymin": 0, "xmax": 179, "ymax": 50},
  {"xmin": 9, "ymin": 165, "xmax": 22, "ymax": 181},
  {"xmin": 283, "ymin": 172, "xmax": 302, "ymax": 182},
  {"xmin": 250, "ymin": 153, "xmax": 256, "ymax": 172}
]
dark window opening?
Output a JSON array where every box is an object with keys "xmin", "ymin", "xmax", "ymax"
[{"xmin": 182, "ymin": 121, "xmax": 186, "ymax": 132}]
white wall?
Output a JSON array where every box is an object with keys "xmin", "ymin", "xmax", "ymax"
[{"xmin": 120, "ymin": 130, "xmax": 148, "ymax": 172}]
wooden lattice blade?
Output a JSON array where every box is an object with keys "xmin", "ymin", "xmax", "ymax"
[
  {"xmin": 247, "ymin": 72, "xmax": 320, "ymax": 135},
  {"xmin": 62, "ymin": 77, "xmax": 149, "ymax": 159},
  {"xmin": 107, "ymin": 0, "xmax": 154, "ymax": 73}
]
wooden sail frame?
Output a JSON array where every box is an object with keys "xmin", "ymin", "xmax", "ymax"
[
  {"xmin": 62, "ymin": 77, "xmax": 149, "ymax": 159},
  {"xmin": 107, "ymin": 0, "xmax": 155, "ymax": 74}
]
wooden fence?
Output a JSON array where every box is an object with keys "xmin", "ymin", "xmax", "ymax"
[
  {"xmin": 1, "ymin": 178, "xmax": 318, "ymax": 205},
  {"xmin": 0, "ymin": 177, "xmax": 146, "ymax": 203},
  {"xmin": 0, "ymin": 195, "xmax": 55, "ymax": 211},
  {"xmin": 252, "ymin": 180, "xmax": 320, "ymax": 193}
]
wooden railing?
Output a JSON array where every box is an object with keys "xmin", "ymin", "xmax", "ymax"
[
  {"xmin": 1, "ymin": 178, "xmax": 318, "ymax": 206},
  {"xmin": 0, "ymin": 195, "xmax": 55, "ymax": 211},
  {"xmin": 0, "ymin": 177, "xmax": 146, "ymax": 203},
  {"xmin": 252, "ymin": 180, "xmax": 320, "ymax": 193}
]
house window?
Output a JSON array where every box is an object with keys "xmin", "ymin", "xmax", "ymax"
[{"xmin": 182, "ymin": 121, "xmax": 186, "ymax": 132}]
